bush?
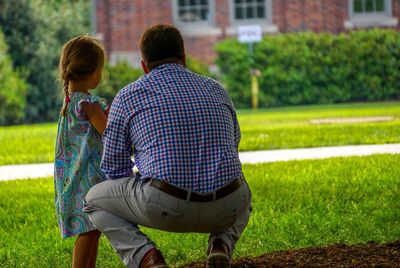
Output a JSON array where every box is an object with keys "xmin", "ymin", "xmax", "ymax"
[
  {"xmin": 0, "ymin": 29, "xmax": 27, "ymax": 125},
  {"xmin": 0, "ymin": 0, "xmax": 90, "ymax": 123},
  {"xmin": 186, "ymin": 56, "xmax": 214, "ymax": 78},
  {"xmin": 216, "ymin": 29, "xmax": 400, "ymax": 108},
  {"xmin": 95, "ymin": 57, "xmax": 214, "ymax": 103},
  {"xmin": 94, "ymin": 61, "xmax": 144, "ymax": 104}
]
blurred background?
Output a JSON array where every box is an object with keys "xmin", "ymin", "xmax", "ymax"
[
  {"xmin": 1, "ymin": 2, "xmax": 400, "ymax": 267},
  {"xmin": 0, "ymin": 0, "xmax": 399, "ymax": 126}
]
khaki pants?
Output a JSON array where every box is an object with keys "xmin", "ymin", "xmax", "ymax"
[{"xmin": 84, "ymin": 177, "xmax": 252, "ymax": 267}]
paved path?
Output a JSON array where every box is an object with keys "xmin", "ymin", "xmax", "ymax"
[{"xmin": 1, "ymin": 143, "xmax": 400, "ymax": 181}]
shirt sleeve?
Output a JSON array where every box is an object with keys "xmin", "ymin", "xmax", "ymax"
[
  {"xmin": 100, "ymin": 91, "xmax": 134, "ymax": 179},
  {"xmin": 233, "ymin": 110, "xmax": 241, "ymax": 151},
  {"xmin": 212, "ymin": 79, "xmax": 241, "ymax": 151}
]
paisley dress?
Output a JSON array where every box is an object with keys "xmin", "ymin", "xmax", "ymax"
[{"xmin": 54, "ymin": 92, "xmax": 108, "ymax": 238}]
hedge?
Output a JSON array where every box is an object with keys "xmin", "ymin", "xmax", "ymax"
[
  {"xmin": 215, "ymin": 29, "xmax": 400, "ymax": 108},
  {"xmin": 94, "ymin": 57, "xmax": 212, "ymax": 104}
]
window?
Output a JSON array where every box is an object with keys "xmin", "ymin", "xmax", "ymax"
[
  {"xmin": 230, "ymin": 0, "xmax": 273, "ymax": 26},
  {"xmin": 234, "ymin": 0, "xmax": 266, "ymax": 20},
  {"xmin": 173, "ymin": 0, "xmax": 221, "ymax": 36},
  {"xmin": 176, "ymin": 0, "xmax": 210, "ymax": 23},
  {"xmin": 227, "ymin": 0, "xmax": 277, "ymax": 34},
  {"xmin": 353, "ymin": 0, "xmax": 386, "ymax": 14},
  {"xmin": 350, "ymin": 0, "xmax": 393, "ymax": 19},
  {"xmin": 346, "ymin": 0, "xmax": 397, "ymax": 28}
]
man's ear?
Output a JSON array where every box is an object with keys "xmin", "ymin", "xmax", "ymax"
[{"xmin": 141, "ymin": 60, "xmax": 150, "ymax": 74}]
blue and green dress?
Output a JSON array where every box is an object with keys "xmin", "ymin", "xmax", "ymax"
[{"xmin": 54, "ymin": 92, "xmax": 108, "ymax": 238}]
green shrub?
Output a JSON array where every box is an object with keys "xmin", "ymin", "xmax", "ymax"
[
  {"xmin": 0, "ymin": 29, "xmax": 27, "ymax": 125},
  {"xmin": 0, "ymin": 0, "xmax": 89, "ymax": 123},
  {"xmin": 216, "ymin": 29, "xmax": 400, "ymax": 108},
  {"xmin": 95, "ymin": 61, "xmax": 143, "ymax": 104},
  {"xmin": 95, "ymin": 57, "xmax": 213, "ymax": 103},
  {"xmin": 186, "ymin": 56, "xmax": 214, "ymax": 78}
]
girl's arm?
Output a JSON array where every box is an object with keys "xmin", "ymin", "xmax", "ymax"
[{"xmin": 81, "ymin": 102, "xmax": 108, "ymax": 134}]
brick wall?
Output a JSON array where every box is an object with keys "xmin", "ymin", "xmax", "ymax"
[
  {"xmin": 184, "ymin": 35, "xmax": 222, "ymax": 64},
  {"xmin": 215, "ymin": 0, "xmax": 231, "ymax": 29},
  {"xmin": 394, "ymin": 0, "xmax": 400, "ymax": 30},
  {"xmin": 273, "ymin": 0, "xmax": 348, "ymax": 33},
  {"xmin": 95, "ymin": 1, "xmax": 172, "ymax": 50},
  {"xmin": 95, "ymin": 0, "xmax": 399, "ymax": 65}
]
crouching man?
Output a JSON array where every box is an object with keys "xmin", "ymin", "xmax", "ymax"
[{"xmin": 84, "ymin": 24, "xmax": 252, "ymax": 268}]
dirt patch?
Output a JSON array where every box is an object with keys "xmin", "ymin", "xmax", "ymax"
[
  {"xmin": 181, "ymin": 240, "xmax": 400, "ymax": 267},
  {"xmin": 309, "ymin": 116, "xmax": 394, "ymax": 124}
]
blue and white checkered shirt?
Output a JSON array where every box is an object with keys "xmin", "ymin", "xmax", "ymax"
[{"xmin": 101, "ymin": 63, "xmax": 243, "ymax": 193}]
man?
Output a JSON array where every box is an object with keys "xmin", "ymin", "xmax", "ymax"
[{"xmin": 84, "ymin": 24, "xmax": 252, "ymax": 268}]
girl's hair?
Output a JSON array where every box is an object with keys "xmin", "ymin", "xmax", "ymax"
[{"xmin": 58, "ymin": 35, "xmax": 105, "ymax": 116}]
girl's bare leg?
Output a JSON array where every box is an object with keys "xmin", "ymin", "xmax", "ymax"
[
  {"xmin": 87, "ymin": 231, "xmax": 101, "ymax": 268},
  {"xmin": 72, "ymin": 230, "xmax": 101, "ymax": 268}
]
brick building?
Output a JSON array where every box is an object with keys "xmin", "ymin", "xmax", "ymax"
[{"xmin": 92, "ymin": 0, "xmax": 400, "ymax": 66}]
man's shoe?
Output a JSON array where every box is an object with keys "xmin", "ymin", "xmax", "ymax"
[
  {"xmin": 207, "ymin": 239, "xmax": 231, "ymax": 268},
  {"xmin": 140, "ymin": 248, "xmax": 168, "ymax": 268}
]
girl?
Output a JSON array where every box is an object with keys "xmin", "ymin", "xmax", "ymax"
[{"xmin": 54, "ymin": 35, "xmax": 108, "ymax": 268}]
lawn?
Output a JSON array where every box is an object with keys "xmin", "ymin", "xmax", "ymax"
[
  {"xmin": 1, "ymin": 102, "xmax": 400, "ymax": 165},
  {"xmin": 1, "ymin": 154, "xmax": 399, "ymax": 267},
  {"xmin": 0, "ymin": 123, "xmax": 56, "ymax": 166},
  {"xmin": 238, "ymin": 101, "xmax": 400, "ymax": 151}
]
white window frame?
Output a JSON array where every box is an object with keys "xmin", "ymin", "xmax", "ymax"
[
  {"xmin": 227, "ymin": 0, "xmax": 277, "ymax": 34},
  {"xmin": 172, "ymin": 0, "xmax": 221, "ymax": 36},
  {"xmin": 346, "ymin": 0, "xmax": 398, "ymax": 28}
]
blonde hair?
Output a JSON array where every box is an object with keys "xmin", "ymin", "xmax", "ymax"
[{"xmin": 58, "ymin": 35, "xmax": 105, "ymax": 116}]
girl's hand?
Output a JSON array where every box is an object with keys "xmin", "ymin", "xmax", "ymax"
[{"xmin": 81, "ymin": 102, "xmax": 108, "ymax": 134}]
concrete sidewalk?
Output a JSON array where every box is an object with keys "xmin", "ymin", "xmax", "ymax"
[{"xmin": 1, "ymin": 143, "xmax": 400, "ymax": 181}]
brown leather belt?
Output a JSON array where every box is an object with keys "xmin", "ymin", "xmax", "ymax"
[{"xmin": 150, "ymin": 178, "xmax": 243, "ymax": 202}]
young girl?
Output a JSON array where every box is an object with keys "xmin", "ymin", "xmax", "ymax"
[{"xmin": 54, "ymin": 35, "xmax": 108, "ymax": 268}]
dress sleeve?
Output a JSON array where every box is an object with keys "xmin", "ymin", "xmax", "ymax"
[{"xmin": 75, "ymin": 96, "xmax": 109, "ymax": 120}]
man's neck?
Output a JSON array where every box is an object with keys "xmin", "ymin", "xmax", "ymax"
[{"xmin": 147, "ymin": 58, "xmax": 185, "ymax": 71}]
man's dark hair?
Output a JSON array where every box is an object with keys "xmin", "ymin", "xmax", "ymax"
[{"xmin": 139, "ymin": 24, "xmax": 185, "ymax": 70}]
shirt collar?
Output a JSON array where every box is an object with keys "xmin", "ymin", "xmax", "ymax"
[{"xmin": 151, "ymin": 63, "xmax": 186, "ymax": 72}]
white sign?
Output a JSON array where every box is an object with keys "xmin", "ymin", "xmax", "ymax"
[{"xmin": 238, "ymin": 25, "xmax": 262, "ymax": 43}]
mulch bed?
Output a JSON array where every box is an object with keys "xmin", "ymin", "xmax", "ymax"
[{"xmin": 181, "ymin": 240, "xmax": 400, "ymax": 267}]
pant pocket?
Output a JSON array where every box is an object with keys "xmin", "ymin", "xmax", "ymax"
[
  {"xmin": 143, "ymin": 190, "xmax": 184, "ymax": 231},
  {"xmin": 217, "ymin": 185, "xmax": 250, "ymax": 225},
  {"xmin": 146, "ymin": 202, "xmax": 182, "ymax": 218}
]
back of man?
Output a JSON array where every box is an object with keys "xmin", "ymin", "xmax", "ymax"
[
  {"xmin": 84, "ymin": 24, "xmax": 252, "ymax": 268},
  {"xmin": 102, "ymin": 63, "xmax": 243, "ymax": 193}
]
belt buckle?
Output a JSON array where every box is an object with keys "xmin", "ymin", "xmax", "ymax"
[{"xmin": 189, "ymin": 191, "xmax": 215, "ymax": 202}]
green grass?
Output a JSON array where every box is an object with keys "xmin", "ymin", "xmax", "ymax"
[
  {"xmin": 1, "ymin": 154, "xmax": 399, "ymax": 267},
  {"xmin": 238, "ymin": 101, "xmax": 400, "ymax": 151},
  {"xmin": 1, "ymin": 102, "xmax": 400, "ymax": 165},
  {"xmin": 0, "ymin": 123, "xmax": 56, "ymax": 165}
]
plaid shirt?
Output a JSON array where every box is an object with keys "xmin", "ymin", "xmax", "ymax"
[{"xmin": 101, "ymin": 63, "xmax": 243, "ymax": 193}]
